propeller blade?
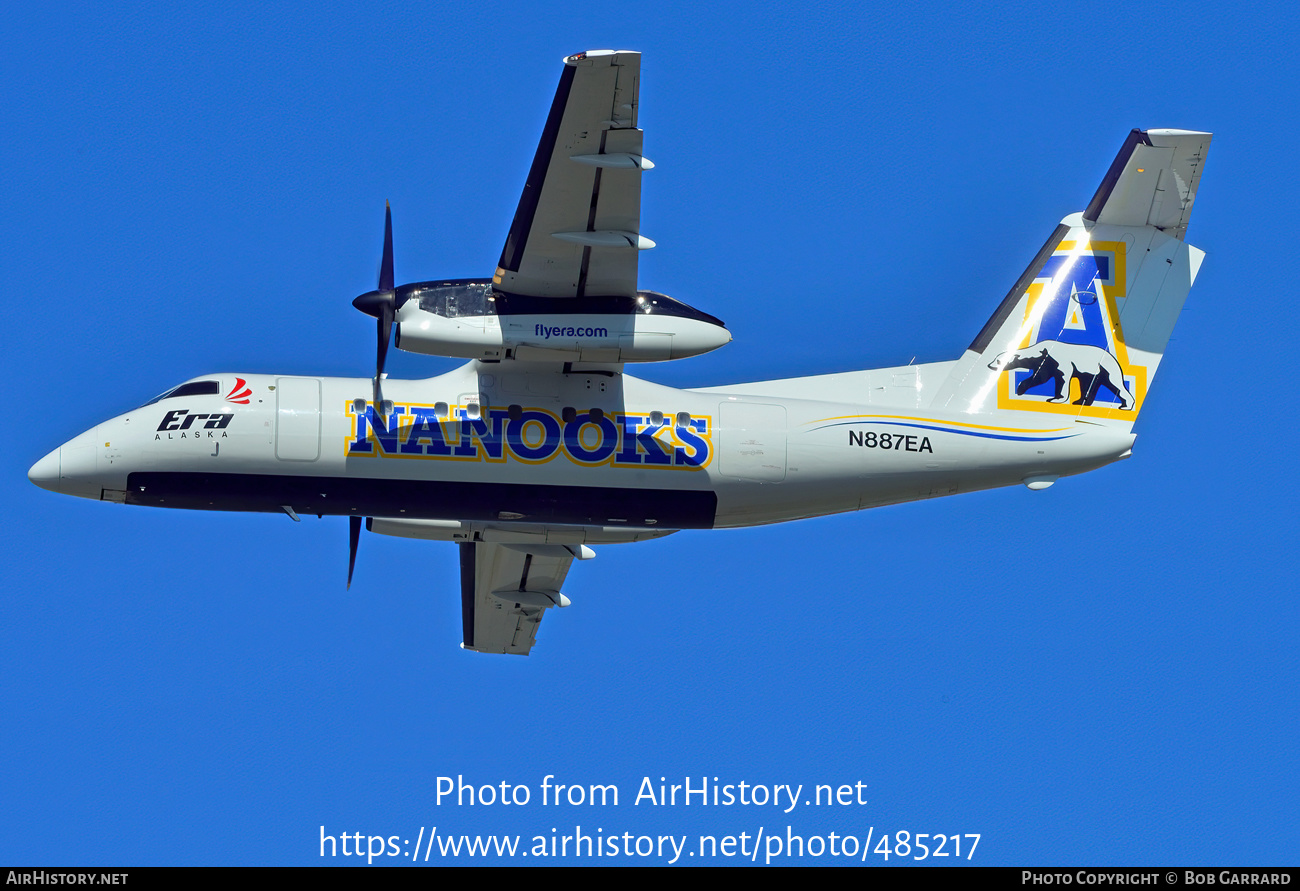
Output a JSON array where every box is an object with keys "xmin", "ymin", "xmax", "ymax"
[
  {"xmin": 351, "ymin": 202, "xmax": 397, "ymax": 417},
  {"xmin": 347, "ymin": 515, "xmax": 362, "ymax": 589},
  {"xmin": 378, "ymin": 201, "xmax": 394, "ymax": 291}
]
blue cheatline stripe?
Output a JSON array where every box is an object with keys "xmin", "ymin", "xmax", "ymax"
[{"xmin": 808, "ymin": 420, "xmax": 1079, "ymax": 443}]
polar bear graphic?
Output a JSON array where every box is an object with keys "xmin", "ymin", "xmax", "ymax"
[{"xmin": 989, "ymin": 339, "xmax": 1134, "ymax": 410}]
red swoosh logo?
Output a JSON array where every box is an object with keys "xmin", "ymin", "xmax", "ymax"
[{"xmin": 225, "ymin": 378, "xmax": 252, "ymax": 404}]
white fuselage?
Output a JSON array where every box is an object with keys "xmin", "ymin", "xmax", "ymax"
[{"xmin": 32, "ymin": 360, "xmax": 1135, "ymax": 535}]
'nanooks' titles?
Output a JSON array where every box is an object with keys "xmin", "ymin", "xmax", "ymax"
[{"xmin": 347, "ymin": 403, "xmax": 711, "ymax": 469}]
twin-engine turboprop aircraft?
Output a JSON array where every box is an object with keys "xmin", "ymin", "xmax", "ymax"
[{"xmin": 28, "ymin": 50, "xmax": 1211, "ymax": 655}]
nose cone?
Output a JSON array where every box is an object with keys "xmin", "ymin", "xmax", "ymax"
[
  {"xmin": 28, "ymin": 427, "xmax": 104, "ymax": 500},
  {"xmin": 28, "ymin": 447, "xmax": 61, "ymax": 492}
]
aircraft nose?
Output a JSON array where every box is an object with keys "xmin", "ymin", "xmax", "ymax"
[
  {"xmin": 28, "ymin": 427, "xmax": 104, "ymax": 499},
  {"xmin": 28, "ymin": 447, "xmax": 61, "ymax": 491}
]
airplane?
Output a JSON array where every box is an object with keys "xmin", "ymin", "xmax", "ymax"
[{"xmin": 27, "ymin": 50, "xmax": 1211, "ymax": 655}]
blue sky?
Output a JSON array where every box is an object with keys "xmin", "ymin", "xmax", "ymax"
[{"xmin": 3, "ymin": 0, "xmax": 1297, "ymax": 866}]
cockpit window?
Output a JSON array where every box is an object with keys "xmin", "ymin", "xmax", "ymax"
[{"xmin": 140, "ymin": 380, "xmax": 221, "ymax": 407}]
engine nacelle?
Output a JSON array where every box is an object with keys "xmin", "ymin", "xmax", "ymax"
[{"xmin": 390, "ymin": 280, "xmax": 730, "ymax": 363}]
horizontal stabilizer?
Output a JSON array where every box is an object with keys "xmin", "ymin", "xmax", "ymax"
[{"xmin": 1084, "ymin": 128, "xmax": 1211, "ymax": 241}]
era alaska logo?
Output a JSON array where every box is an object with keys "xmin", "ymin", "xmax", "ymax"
[
  {"xmin": 346, "ymin": 402, "xmax": 712, "ymax": 470},
  {"xmin": 155, "ymin": 410, "xmax": 233, "ymax": 439},
  {"xmin": 990, "ymin": 240, "xmax": 1145, "ymax": 417}
]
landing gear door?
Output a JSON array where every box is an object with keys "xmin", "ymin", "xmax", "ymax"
[{"xmin": 275, "ymin": 377, "xmax": 321, "ymax": 462}]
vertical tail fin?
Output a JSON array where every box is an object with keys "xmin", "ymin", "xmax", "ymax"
[{"xmin": 934, "ymin": 129, "xmax": 1210, "ymax": 426}]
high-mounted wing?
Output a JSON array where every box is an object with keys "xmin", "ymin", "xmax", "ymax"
[
  {"xmin": 494, "ymin": 50, "xmax": 652, "ymax": 300},
  {"xmin": 458, "ymin": 541, "xmax": 580, "ymax": 655}
]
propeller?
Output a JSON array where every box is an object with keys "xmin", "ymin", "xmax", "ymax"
[
  {"xmin": 352, "ymin": 202, "xmax": 397, "ymax": 415},
  {"xmin": 347, "ymin": 204, "xmax": 399, "ymax": 589}
]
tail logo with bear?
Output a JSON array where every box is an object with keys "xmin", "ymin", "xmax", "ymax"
[{"xmin": 989, "ymin": 239, "xmax": 1144, "ymax": 416}]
